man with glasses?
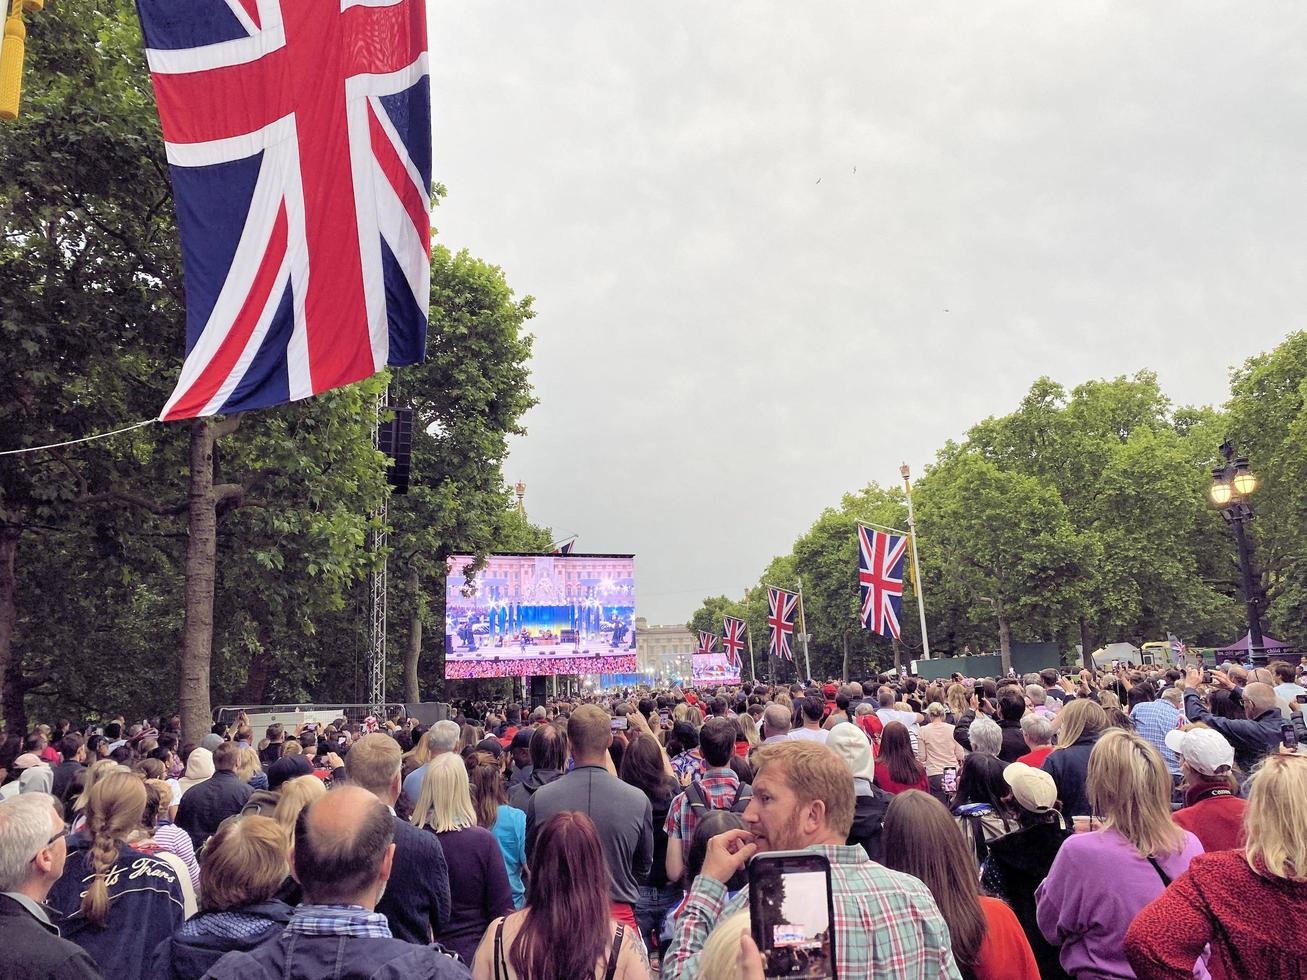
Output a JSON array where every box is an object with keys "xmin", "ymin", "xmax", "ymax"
[{"xmin": 0, "ymin": 793, "xmax": 101, "ymax": 978}]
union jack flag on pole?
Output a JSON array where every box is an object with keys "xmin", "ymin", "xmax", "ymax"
[
  {"xmin": 767, "ymin": 587, "xmax": 799, "ymax": 661},
  {"xmin": 135, "ymin": 0, "xmax": 432, "ymax": 421},
  {"xmin": 697, "ymin": 631, "xmax": 718, "ymax": 654},
  {"xmin": 722, "ymin": 616, "xmax": 746, "ymax": 669},
  {"xmin": 858, "ymin": 524, "xmax": 908, "ymax": 638}
]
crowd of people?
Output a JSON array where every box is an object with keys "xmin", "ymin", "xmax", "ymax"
[{"xmin": 0, "ymin": 657, "xmax": 1305, "ymax": 978}]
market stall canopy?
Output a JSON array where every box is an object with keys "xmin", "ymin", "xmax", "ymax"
[{"xmin": 1216, "ymin": 632, "xmax": 1295, "ymax": 654}]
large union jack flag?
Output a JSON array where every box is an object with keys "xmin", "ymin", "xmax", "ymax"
[
  {"xmin": 767, "ymin": 587, "xmax": 798, "ymax": 661},
  {"xmin": 697, "ymin": 630, "xmax": 718, "ymax": 654},
  {"xmin": 858, "ymin": 525, "xmax": 908, "ymax": 638},
  {"xmin": 135, "ymin": 0, "xmax": 432, "ymax": 421},
  {"xmin": 722, "ymin": 615, "xmax": 746, "ymax": 669}
]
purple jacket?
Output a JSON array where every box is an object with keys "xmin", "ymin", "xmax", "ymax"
[{"xmin": 1035, "ymin": 827, "xmax": 1208, "ymax": 979}]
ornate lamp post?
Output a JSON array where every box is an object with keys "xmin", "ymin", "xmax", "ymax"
[{"xmin": 1209, "ymin": 441, "xmax": 1266, "ymax": 663}]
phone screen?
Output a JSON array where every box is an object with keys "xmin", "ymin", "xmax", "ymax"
[
  {"xmin": 942, "ymin": 766, "xmax": 958, "ymax": 795},
  {"xmin": 749, "ymin": 851, "xmax": 836, "ymax": 979},
  {"xmin": 610, "ymin": 717, "xmax": 628, "ymax": 731},
  {"xmin": 1296, "ymin": 694, "xmax": 1307, "ymax": 705}
]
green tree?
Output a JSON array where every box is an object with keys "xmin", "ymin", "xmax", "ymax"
[
  {"xmin": 1225, "ymin": 331, "xmax": 1307, "ymax": 645},
  {"xmin": 915, "ymin": 454, "xmax": 1098, "ymax": 674},
  {"xmin": 388, "ymin": 245, "xmax": 543, "ymax": 702}
]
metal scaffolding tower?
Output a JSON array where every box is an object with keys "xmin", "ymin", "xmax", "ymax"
[{"xmin": 367, "ymin": 396, "xmax": 388, "ymax": 716}]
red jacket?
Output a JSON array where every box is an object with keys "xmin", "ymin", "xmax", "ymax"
[
  {"xmin": 1125, "ymin": 849, "xmax": 1307, "ymax": 979},
  {"xmin": 1171, "ymin": 783, "xmax": 1247, "ymax": 853}
]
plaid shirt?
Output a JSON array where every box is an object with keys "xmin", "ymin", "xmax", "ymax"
[
  {"xmin": 286, "ymin": 904, "xmax": 393, "ymax": 940},
  {"xmin": 664, "ymin": 766, "xmax": 741, "ymax": 844},
  {"xmin": 1130, "ymin": 699, "xmax": 1183, "ymax": 773},
  {"xmin": 671, "ymin": 747, "xmax": 705, "ymax": 783},
  {"xmin": 663, "ymin": 844, "xmax": 960, "ymax": 980}
]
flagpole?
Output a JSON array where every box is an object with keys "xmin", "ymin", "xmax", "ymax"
[
  {"xmin": 900, "ymin": 463, "xmax": 931, "ymax": 659},
  {"xmin": 746, "ymin": 625, "xmax": 756, "ymax": 684},
  {"xmin": 796, "ymin": 576, "xmax": 813, "ymax": 681}
]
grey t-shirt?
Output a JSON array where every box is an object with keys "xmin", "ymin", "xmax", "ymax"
[{"xmin": 525, "ymin": 764, "xmax": 653, "ymax": 906}]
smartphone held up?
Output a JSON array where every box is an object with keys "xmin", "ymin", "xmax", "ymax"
[{"xmin": 748, "ymin": 851, "xmax": 837, "ymax": 979}]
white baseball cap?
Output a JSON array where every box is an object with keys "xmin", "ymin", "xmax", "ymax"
[
  {"xmin": 1165, "ymin": 728, "xmax": 1234, "ymax": 776},
  {"xmin": 1002, "ymin": 762, "xmax": 1057, "ymax": 813}
]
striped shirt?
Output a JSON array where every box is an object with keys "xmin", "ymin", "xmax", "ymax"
[{"xmin": 663, "ymin": 844, "xmax": 961, "ymax": 980}]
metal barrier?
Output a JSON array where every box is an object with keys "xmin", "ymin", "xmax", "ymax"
[{"xmin": 213, "ymin": 703, "xmax": 409, "ymax": 732}]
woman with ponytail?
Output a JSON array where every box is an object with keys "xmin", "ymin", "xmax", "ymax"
[{"xmin": 47, "ymin": 771, "xmax": 186, "ymax": 980}]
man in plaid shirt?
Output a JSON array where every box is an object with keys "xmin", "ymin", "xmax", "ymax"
[
  {"xmin": 663, "ymin": 741, "xmax": 960, "ymax": 980},
  {"xmin": 664, "ymin": 717, "xmax": 746, "ymax": 882}
]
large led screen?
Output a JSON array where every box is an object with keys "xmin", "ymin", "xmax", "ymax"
[
  {"xmin": 692, "ymin": 652, "xmax": 741, "ymax": 686},
  {"xmin": 444, "ymin": 553, "xmax": 636, "ymax": 678}
]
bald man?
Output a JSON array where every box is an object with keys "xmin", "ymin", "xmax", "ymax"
[
  {"xmin": 204, "ymin": 786, "xmax": 470, "ymax": 979},
  {"xmin": 1183, "ymin": 667, "xmax": 1285, "ymax": 773},
  {"xmin": 760, "ymin": 704, "xmax": 792, "ymax": 744}
]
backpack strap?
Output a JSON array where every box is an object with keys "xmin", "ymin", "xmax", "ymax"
[
  {"xmin": 604, "ymin": 923, "xmax": 625, "ymax": 980},
  {"xmin": 493, "ymin": 917, "xmax": 506, "ymax": 980},
  {"xmin": 684, "ymin": 781, "xmax": 709, "ymax": 813},
  {"xmin": 730, "ymin": 783, "xmax": 753, "ymax": 813}
]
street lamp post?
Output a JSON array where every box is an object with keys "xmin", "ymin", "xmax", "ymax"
[{"xmin": 1209, "ymin": 441, "xmax": 1266, "ymax": 664}]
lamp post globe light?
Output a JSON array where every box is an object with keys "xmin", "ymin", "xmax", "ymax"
[{"xmin": 1209, "ymin": 441, "xmax": 1266, "ymax": 664}]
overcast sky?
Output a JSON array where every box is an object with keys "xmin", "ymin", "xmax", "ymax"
[{"xmin": 426, "ymin": 2, "xmax": 1307, "ymax": 625}]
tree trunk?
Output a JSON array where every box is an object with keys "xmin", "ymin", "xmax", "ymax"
[
  {"xmin": 3, "ymin": 649, "xmax": 28, "ymax": 737},
  {"xmin": 180, "ymin": 420, "xmax": 218, "ymax": 746},
  {"xmin": 0, "ymin": 525, "xmax": 18, "ymax": 734},
  {"xmin": 404, "ymin": 563, "xmax": 422, "ymax": 704},
  {"xmin": 998, "ymin": 614, "xmax": 1012, "ymax": 676},
  {"xmin": 841, "ymin": 631, "xmax": 850, "ymax": 682},
  {"xmin": 1078, "ymin": 616, "xmax": 1091, "ymax": 670},
  {"xmin": 892, "ymin": 638, "xmax": 903, "ymax": 675}
]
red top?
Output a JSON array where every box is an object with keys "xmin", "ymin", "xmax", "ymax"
[
  {"xmin": 1126, "ymin": 849, "xmax": 1307, "ymax": 980},
  {"xmin": 874, "ymin": 760, "xmax": 928, "ymax": 795},
  {"xmin": 1015, "ymin": 745, "xmax": 1054, "ymax": 769},
  {"xmin": 856, "ymin": 713, "xmax": 884, "ymax": 745},
  {"xmin": 974, "ymin": 896, "xmax": 1039, "ymax": 980},
  {"xmin": 1171, "ymin": 785, "xmax": 1247, "ymax": 853}
]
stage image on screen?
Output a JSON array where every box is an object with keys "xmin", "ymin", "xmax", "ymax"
[
  {"xmin": 444, "ymin": 553, "xmax": 636, "ymax": 679},
  {"xmin": 692, "ymin": 652, "xmax": 740, "ymax": 686}
]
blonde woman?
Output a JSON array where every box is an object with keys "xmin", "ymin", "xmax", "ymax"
[
  {"xmin": 71, "ymin": 760, "xmax": 129, "ymax": 831},
  {"xmin": 273, "ymin": 774, "xmax": 325, "ymax": 846},
  {"xmin": 402, "ymin": 728, "xmax": 437, "ymax": 779},
  {"xmin": 47, "ymin": 772, "xmax": 186, "ymax": 980},
  {"xmin": 411, "ymin": 753, "xmax": 513, "ymax": 964},
  {"xmin": 1126, "ymin": 753, "xmax": 1307, "ymax": 977},
  {"xmin": 132, "ymin": 777, "xmax": 201, "ymax": 895},
  {"xmin": 129, "ymin": 780, "xmax": 197, "ymax": 917},
  {"xmin": 1042, "ymin": 699, "xmax": 1108, "ymax": 818},
  {"xmin": 1036, "ymin": 729, "xmax": 1204, "ymax": 978},
  {"xmin": 944, "ymin": 683, "xmax": 971, "ymax": 724},
  {"xmin": 737, "ymin": 712, "xmax": 761, "ymax": 748},
  {"xmin": 150, "ymin": 815, "xmax": 292, "ymax": 980},
  {"xmin": 235, "ymin": 746, "xmax": 268, "ymax": 790}
]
